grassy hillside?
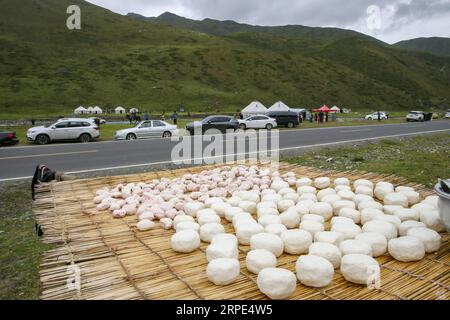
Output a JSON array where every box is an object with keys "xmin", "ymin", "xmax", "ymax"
[
  {"xmin": 395, "ymin": 37, "xmax": 450, "ymax": 57},
  {"xmin": 0, "ymin": 0, "xmax": 449, "ymax": 120}
]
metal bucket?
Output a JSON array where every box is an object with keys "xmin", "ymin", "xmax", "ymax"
[{"xmin": 435, "ymin": 182, "xmax": 450, "ymax": 232}]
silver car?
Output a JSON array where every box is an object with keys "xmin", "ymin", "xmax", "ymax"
[{"xmin": 115, "ymin": 120, "xmax": 177, "ymax": 140}]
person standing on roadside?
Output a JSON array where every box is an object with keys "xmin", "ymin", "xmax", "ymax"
[
  {"xmin": 377, "ymin": 111, "xmax": 381, "ymax": 122},
  {"xmin": 171, "ymin": 111, "xmax": 178, "ymax": 125}
]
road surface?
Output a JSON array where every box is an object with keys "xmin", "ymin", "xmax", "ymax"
[{"xmin": 0, "ymin": 121, "xmax": 448, "ymax": 181}]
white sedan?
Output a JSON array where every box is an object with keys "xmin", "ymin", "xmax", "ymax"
[
  {"xmin": 238, "ymin": 115, "xmax": 277, "ymax": 130},
  {"xmin": 115, "ymin": 120, "xmax": 177, "ymax": 140},
  {"xmin": 365, "ymin": 112, "xmax": 388, "ymax": 120}
]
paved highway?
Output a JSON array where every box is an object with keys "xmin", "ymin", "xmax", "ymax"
[{"xmin": 0, "ymin": 121, "xmax": 448, "ymax": 181}]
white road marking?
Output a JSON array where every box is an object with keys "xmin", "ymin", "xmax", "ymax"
[
  {"xmin": 0, "ymin": 150, "xmax": 98, "ymax": 160},
  {"xmin": 0, "ymin": 128, "xmax": 448, "ymax": 182},
  {"xmin": 340, "ymin": 129, "xmax": 372, "ymax": 133}
]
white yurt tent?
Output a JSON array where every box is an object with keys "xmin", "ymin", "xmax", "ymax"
[
  {"xmin": 268, "ymin": 101, "xmax": 290, "ymax": 112},
  {"xmin": 241, "ymin": 101, "xmax": 268, "ymax": 117},
  {"xmin": 92, "ymin": 106, "xmax": 103, "ymax": 114},
  {"xmin": 115, "ymin": 106, "xmax": 126, "ymax": 114},
  {"xmin": 74, "ymin": 106, "xmax": 87, "ymax": 115},
  {"xmin": 130, "ymin": 108, "xmax": 139, "ymax": 114},
  {"xmin": 331, "ymin": 106, "xmax": 341, "ymax": 112},
  {"xmin": 86, "ymin": 106, "xmax": 95, "ymax": 114}
]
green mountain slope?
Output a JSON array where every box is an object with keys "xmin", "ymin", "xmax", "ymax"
[
  {"xmin": 395, "ymin": 37, "xmax": 450, "ymax": 57},
  {"xmin": 0, "ymin": 0, "xmax": 449, "ymax": 119},
  {"xmin": 128, "ymin": 11, "xmax": 382, "ymax": 44}
]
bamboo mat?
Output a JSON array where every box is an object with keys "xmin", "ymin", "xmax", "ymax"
[{"xmin": 33, "ymin": 163, "xmax": 449, "ymax": 300}]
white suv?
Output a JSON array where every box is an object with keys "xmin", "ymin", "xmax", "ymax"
[
  {"xmin": 406, "ymin": 111, "xmax": 425, "ymax": 122},
  {"xmin": 27, "ymin": 118, "xmax": 100, "ymax": 145}
]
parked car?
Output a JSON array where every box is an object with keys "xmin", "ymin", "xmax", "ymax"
[
  {"xmin": 89, "ymin": 117, "xmax": 106, "ymax": 125},
  {"xmin": 445, "ymin": 110, "xmax": 450, "ymax": 119},
  {"xmin": 27, "ymin": 118, "xmax": 100, "ymax": 145},
  {"xmin": 186, "ymin": 116, "xmax": 239, "ymax": 135},
  {"xmin": 0, "ymin": 131, "xmax": 19, "ymax": 146},
  {"xmin": 406, "ymin": 111, "xmax": 432, "ymax": 122},
  {"xmin": 115, "ymin": 120, "xmax": 177, "ymax": 140},
  {"xmin": 365, "ymin": 112, "xmax": 388, "ymax": 120},
  {"xmin": 238, "ymin": 115, "xmax": 277, "ymax": 130},
  {"xmin": 266, "ymin": 111, "xmax": 300, "ymax": 128}
]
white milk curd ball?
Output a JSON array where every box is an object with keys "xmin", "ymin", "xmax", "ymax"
[
  {"xmin": 171, "ymin": 230, "xmax": 200, "ymax": 253},
  {"xmin": 393, "ymin": 208, "xmax": 419, "ymax": 222},
  {"xmin": 374, "ymin": 186, "xmax": 394, "ymax": 201},
  {"xmin": 206, "ymin": 242, "xmax": 238, "ymax": 262},
  {"xmin": 224, "ymin": 207, "xmax": 244, "ymax": 222},
  {"xmin": 388, "ymin": 236, "xmax": 425, "ymax": 262},
  {"xmin": 334, "ymin": 177, "xmax": 350, "ymax": 186},
  {"xmin": 308, "ymin": 242, "xmax": 342, "ymax": 268},
  {"xmin": 197, "ymin": 212, "xmax": 221, "ymax": 226},
  {"xmin": 239, "ymin": 201, "xmax": 257, "ymax": 214},
  {"xmin": 279, "ymin": 209, "xmax": 301, "ymax": 228},
  {"xmin": 301, "ymin": 214, "xmax": 325, "ymax": 224},
  {"xmin": 296, "ymin": 177, "xmax": 313, "ymax": 187},
  {"xmin": 384, "ymin": 192, "xmax": 408, "ymax": 207},
  {"xmin": 355, "ymin": 232, "xmax": 387, "ymax": 257},
  {"xmin": 333, "ymin": 200, "xmax": 356, "ymax": 215},
  {"xmin": 331, "ymin": 216, "xmax": 355, "ymax": 226},
  {"xmin": 338, "ymin": 208, "xmax": 361, "ymax": 224},
  {"xmin": 277, "ymin": 199, "xmax": 295, "ymax": 213},
  {"xmin": 406, "ymin": 227, "xmax": 441, "ymax": 253},
  {"xmin": 299, "ymin": 220, "xmax": 324, "ymax": 237},
  {"xmin": 297, "ymin": 186, "xmax": 317, "ymax": 195},
  {"xmin": 258, "ymin": 201, "xmax": 278, "ymax": 210},
  {"xmin": 173, "ymin": 215, "xmax": 195, "ymax": 228},
  {"xmin": 398, "ymin": 190, "xmax": 420, "ymax": 206},
  {"xmin": 262, "ymin": 193, "xmax": 283, "ymax": 204},
  {"xmin": 314, "ymin": 177, "xmax": 331, "ymax": 189},
  {"xmin": 354, "ymin": 179, "xmax": 374, "ymax": 190},
  {"xmin": 236, "ymin": 191, "xmax": 260, "ymax": 203},
  {"xmin": 246, "ymin": 249, "xmax": 277, "ymax": 274},
  {"xmin": 412, "ymin": 202, "xmax": 435, "ymax": 215},
  {"xmin": 399, "ymin": 220, "xmax": 426, "ymax": 236},
  {"xmin": 258, "ymin": 215, "xmax": 282, "ymax": 228},
  {"xmin": 175, "ymin": 221, "xmax": 200, "ymax": 232},
  {"xmin": 321, "ymin": 194, "xmax": 342, "ymax": 206},
  {"xmin": 265, "ymin": 223, "xmax": 288, "ymax": 236},
  {"xmin": 205, "ymin": 197, "xmax": 223, "ymax": 208},
  {"xmin": 200, "ymin": 223, "xmax": 225, "ymax": 243},
  {"xmin": 257, "ymin": 206, "xmax": 279, "ymax": 219},
  {"xmin": 422, "ymin": 195, "xmax": 439, "ymax": 208},
  {"xmin": 314, "ymin": 231, "xmax": 344, "ymax": 247},
  {"xmin": 207, "ymin": 258, "xmax": 240, "ymax": 285},
  {"xmin": 183, "ymin": 202, "xmax": 205, "ymax": 217},
  {"xmin": 331, "ymin": 222, "xmax": 362, "ymax": 240},
  {"xmin": 280, "ymin": 229, "xmax": 312, "ymax": 254},
  {"xmin": 358, "ymin": 201, "xmax": 383, "ymax": 211},
  {"xmin": 376, "ymin": 181, "xmax": 394, "ymax": 190},
  {"xmin": 340, "ymin": 239, "xmax": 373, "ymax": 256},
  {"xmin": 360, "ymin": 208, "xmax": 385, "ymax": 224},
  {"xmin": 383, "ymin": 205, "xmax": 404, "ymax": 215},
  {"xmin": 419, "ymin": 210, "xmax": 445, "ymax": 232},
  {"xmin": 271, "ymin": 180, "xmax": 289, "ymax": 192},
  {"xmin": 373, "ymin": 214, "xmax": 402, "ymax": 229},
  {"xmin": 250, "ymin": 233, "xmax": 284, "ymax": 257},
  {"xmin": 257, "ymin": 268, "xmax": 297, "ymax": 300},
  {"xmin": 211, "ymin": 233, "xmax": 238, "ymax": 246},
  {"xmin": 278, "ymin": 188, "xmax": 296, "ymax": 196},
  {"xmin": 236, "ymin": 223, "xmax": 264, "ymax": 245},
  {"xmin": 283, "ymin": 192, "xmax": 299, "ymax": 203},
  {"xmin": 340, "ymin": 254, "xmax": 379, "ymax": 285},
  {"xmin": 355, "ymin": 186, "xmax": 374, "ymax": 197},
  {"xmin": 232, "ymin": 212, "xmax": 253, "ymax": 227},
  {"xmin": 353, "ymin": 194, "xmax": 374, "ymax": 206},
  {"xmin": 362, "ymin": 220, "xmax": 397, "ymax": 240},
  {"xmin": 296, "ymin": 255, "xmax": 334, "ymax": 287},
  {"xmin": 309, "ymin": 202, "xmax": 333, "ymax": 221},
  {"xmin": 337, "ymin": 190, "xmax": 355, "ymax": 201},
  {"xmin": 227, "ymin": 196, "xmax": 242, "ymax": 207},
  {"xmin": 317, "ymin": 188, "xmax": 336, "ymax": 201},
  {"xmin": 137, "ymin": 219, "xmax": 155, "ymax": 231},
  {"xmin": 211, "ymin": 202, "xmax": 232, "ymax": 218},
  {"xmin": 298, "ymin": 193, "xmax": 318, "ymax": 202},
  {"xmin": 335, "ymin": 185, "xmax": 351, "ymax": 192}
]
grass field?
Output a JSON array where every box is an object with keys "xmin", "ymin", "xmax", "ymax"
[{"xmin": 1, "ymin": 133, "xmax": 448, "ymax": 299}]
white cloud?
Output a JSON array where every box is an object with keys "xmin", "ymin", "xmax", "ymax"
[{"xmin": 86, "ymin": 0, "xmax": 450, "ymax": 43}]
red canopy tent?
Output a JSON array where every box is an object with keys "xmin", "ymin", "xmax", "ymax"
[{"xmin": 312, "ymin": 105, "xmax": 337, "ymax": 113}]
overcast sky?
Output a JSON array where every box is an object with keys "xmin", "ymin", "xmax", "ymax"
[{"xmin": 87, "ymin": 0, "xmax": 450, "ymax": 44}]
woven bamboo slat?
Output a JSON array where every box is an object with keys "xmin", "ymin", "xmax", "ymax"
[{"xmin": 33, "ymin": 163, "xmax": 449, "ymax": 300}]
